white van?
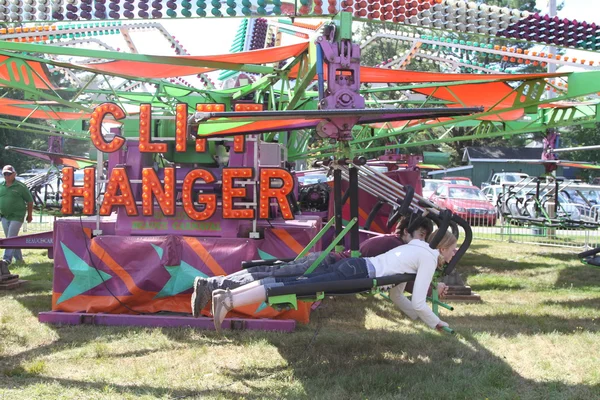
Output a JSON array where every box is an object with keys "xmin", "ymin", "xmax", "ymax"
[
  {"xmin": 422, "ymin": 179, "xmax": 447, "ymax": 199},
  {"xmin": 482, "ymin": 172, "xmax": 529, "ymax": 188}
]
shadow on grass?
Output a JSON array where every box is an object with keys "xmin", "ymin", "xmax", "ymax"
[
  {"xmin": 555, "ymin": 265, "xmax": 600, "ymax": 289},
  {"xmin": 0, "ymin": 257, "xmax": 53, "ymax": 316},
  {"xmin": 538, "ymin": 252, "xmax": 583, "ymax": 262},
  {"xmin": 457, "ymin": 252, "xmax": 553, "ymax": 276},
  {"xmin": 197, "ymin": 318, "xmax": 600, "ymax": 400},
  {"xmin": 542, "ymin": 297, "xmax": 600, "ymax": 310},
  {"xmin": 470, "ymin": 282, "xmax": 527, "ymax": 291},
  {"xmin": 2, "ymin": 249, "xmax": 599, "ymax": 398},
  {"xmin": 10, "ymin": 292, "xmax": 53, "ymax": 315},
  {"xmin": 0, "ymin": 375, "xmax": 201, "ymax": 399},
  {"xmin": 466, "ymin": 243, "xmax": 492, "ymax": 250},
  {"xmin": 453, "ymin": 244, "xmax": 593, "ymax": 290},
  {"xmin": 1, "ymin": 264, "xmax": 53, "ymax": 289},
  {"xmin": 2, "ymin": 294, "xmax": 600, "ymax": 399},
  {"xmin": 447, "ymin": 313, "xmax": 599, "ymax": 337}
]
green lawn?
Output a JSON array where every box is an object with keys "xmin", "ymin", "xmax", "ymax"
[{"xmin": 0, "ymin": 242, "xmax": 599, "ymax": 399}]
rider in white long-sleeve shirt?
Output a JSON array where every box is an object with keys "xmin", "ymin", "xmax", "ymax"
[
  {"xmin": 210, "ymin": 230, "xmax": 458, "ymax": 332},
  {"xmin": 369, "ymin": 239, "xmax": 448, "ymax": 328}
]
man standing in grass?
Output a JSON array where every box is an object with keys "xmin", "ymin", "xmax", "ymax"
[{"xmin": 0, "ymin": 165, "xmax": 33, "ymax": 265}]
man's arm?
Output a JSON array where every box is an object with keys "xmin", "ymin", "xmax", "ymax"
[
  {"xmin": 21, "ymin": 183, "xmax": 34, "ymax": 223},
  {"xmin": 27, "ymin": 202, "xmax": 33, "ymax": 223}
]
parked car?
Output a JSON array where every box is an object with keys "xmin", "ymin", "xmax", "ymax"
[
  {"xmin": 442, "ymin": 176, "xmax": 473, "ymax": 186},
  {"xmin": 482, "ymin": 172, "xmax": 529, "ymax": 188},
  {"xmin": 481, "ymin": 184, "xmax": 505, "ymax": 217},
  {"xmin": 19, "ymin": 168, "xmax": 51, "ymax": 181},
  {"xmin": 430, "ymin": 184, "xmax": 497, "ymax": 226},
  {"xmin": 297, "ymin": 173, "xmax": 329, "ymax": 186},
  {"xmin": 561, "ymin": 188, "xmax": 600, "ymax": 206},
  {"xmin": 482, "ymin": 185, "xmax": 501, "ymax": 204},
  {"xmin": 369, "ymin": 166, "xmax": 389, "ymax": 174},
  {"xmin": 422, "ymin": 179, "xmax": 447, "ymax": 199},
  {"xmin": 577, "ymin": 189, "xmax": 600, "ymax": 205},
  {"xmin": 0, "ymin": 176, "xmax": 25, "ymax": 184},
  {"xmin": 522, "ymin": 192, "xmax": 581, "ymax": 221},
  {"xmin": 499, "ymin": 188, "xmax": 582, "ymax": 222}
]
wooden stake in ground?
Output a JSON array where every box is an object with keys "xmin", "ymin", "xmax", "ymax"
[
  {"xmin": 0, "ymin": 260, "xmax": 23, "ymax": 290},
  {"xmin": 442, "ymin": 269, "xmax": 481, "ymax": 302}
]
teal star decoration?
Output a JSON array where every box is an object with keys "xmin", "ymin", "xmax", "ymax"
[
  {"xmin": 152, "ymin": 244, "xmax": 208, "ymax": 298},
  {"xmin": 151, "ymin": 244, "xmax": 164, "ymax": 259},
  {"xmin": 57, "ymin": 242, "xmax": 112, "ymax": 304},
  {"xmin": 258, "ymin": 249, "xmax": 276, "ymax": 260},
  {"xmin": 255, "ymin": 301, "xmax": 269, "ymax": 314}
]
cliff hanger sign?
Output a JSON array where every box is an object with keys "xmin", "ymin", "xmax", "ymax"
[{"xmin": 60, "ymin": 102, "xmax": 296, "ymax": 221}]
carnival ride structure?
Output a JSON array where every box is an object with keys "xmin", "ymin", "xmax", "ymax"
[{"xmin": 0, "ymin": 1, "xmax": 599, "ymax": 329}]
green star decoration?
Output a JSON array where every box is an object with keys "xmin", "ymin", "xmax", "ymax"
[{"xmin": 57, "ymin": 242, "xmax": 112, "ymax": 304}]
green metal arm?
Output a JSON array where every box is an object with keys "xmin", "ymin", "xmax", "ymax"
[
  {"xmin": 427, "ymin": 296, "xmax": 454, "ymax": 311},
  {"xmin": 303, "ymin": 217, "xmax": 358, "ymax": 276},
  {"xmin": 295, "ymin": 217, "xmax": 335, "ymax": 260},
  {"xmin": 580, "ymin": 260, "xmax": 600, "ymax": 269},
  {"xmin": 441, "ymin": 326, "xmax": 456, "ymax": 335}
]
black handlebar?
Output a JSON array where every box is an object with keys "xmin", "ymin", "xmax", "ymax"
[
  {"xmin": 429, "ymin": 209, "xmax": 452, "ymax": 249},
  {"xmin": 578, "ymin": 247, "xmax": 600, "ymax": 258},
  {"xmin": 386, "ymin": 186, "xmax": 415, "ymax": 230},
  {"xmin": 364, "ymin": 199, "xmax": 386, "ymax": 231},
  {"xmin": 266, "ymin": 273, "xmax": 417, "ymax": 297},
  {"xmin": 442, "ymin": 214, "xmax": 472, "ymax": 276},
  {"xmin": 241, "ymin": 257, "xmax": 296, "ymax": 269}
]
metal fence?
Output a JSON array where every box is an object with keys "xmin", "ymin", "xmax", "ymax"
[
  {"xmin": 4, "ymin": 213, "xmax": 599, "ymax": 252},
  {"xmin": 0, "ymin": 215, "xmax": 55, "ymax": 239},
  {"xmin": 21, "ymin": 220, "xmax": 55, "ymax": 235},
  {"xmin": 466, "ymin": 215, "xmax": 600, "ymax": 251},
  {"xmin": 426, "ymin": 181, "xmax": 600, "ymax": 251}
]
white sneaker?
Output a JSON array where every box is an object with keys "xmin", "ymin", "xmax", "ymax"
[{"xmin": 212, "ymin": 289, "xmax": 233, "ymax": 333}]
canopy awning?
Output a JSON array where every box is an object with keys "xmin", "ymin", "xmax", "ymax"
[
  {"xmin": 78, "ymin": 42, "xmax": 309, "ymax": 79},
  {"xmin": 0, "ymin": 98, "xmax": 90, "ymax": 120}
]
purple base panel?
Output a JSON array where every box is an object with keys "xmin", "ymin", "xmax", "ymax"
[
  {"xmin": 0, "ymin": 230, "xmax": 53, "ymax": 249},
  {"xmin": 0, "ymin": 230, "xmax": 54, "ymax": 259},
  {"xmin": 38, "ymin": 312, "xmax": 296, "ymax": 332}
]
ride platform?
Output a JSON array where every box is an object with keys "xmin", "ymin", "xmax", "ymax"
[{"xmin": 38, "ymin": 312, "xmax": 296, "ymax": 332}]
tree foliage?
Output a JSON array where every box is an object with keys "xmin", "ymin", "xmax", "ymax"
[
  {"xmin": 0, "ymin": 71, "xmax": 92, "ymax": 173},
  {"xmin": 557, "ymin": 123, "xmax": 600, "ymax": 181},
  {"xmin": 354, "ymin": 0, "xmax": 565, "ymax": 165},
  {"xmin": 0, "ymin": 127, "xmax": 47, "ymax": 173}
]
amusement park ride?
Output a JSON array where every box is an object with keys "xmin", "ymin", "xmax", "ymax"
[{"xmin": 1, "ymin": 0, "xmax": 600, "ymax": 331}]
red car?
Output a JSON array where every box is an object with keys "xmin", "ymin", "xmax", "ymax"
[
  {"xmin": 430, "ymin": 184, "xmax": 497, "ymax": 226},
  {"xmin": 442, "ymin": 176, "xmax": 473, "ymax": 186}
]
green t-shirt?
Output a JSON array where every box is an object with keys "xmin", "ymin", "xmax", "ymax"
[{"xmin": 0, "ymin": 180, "xmax": 33, "ymax": 222}]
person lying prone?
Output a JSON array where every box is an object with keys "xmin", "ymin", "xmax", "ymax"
[
  {"xmin": 209, "ymin": 230, "xmax": 457, "ymax": 332},
  {"xmin": 190, "ymin": 215, "xmax": 434, "ymax": 317}
]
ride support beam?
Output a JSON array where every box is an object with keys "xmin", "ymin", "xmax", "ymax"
[
  {"xmin": 334, "ymin": 167, "xmax": 343, "ymax": 252},
  {"xmin": 349, "ymin": 165, "xmax": 360, "ymax": 256}
]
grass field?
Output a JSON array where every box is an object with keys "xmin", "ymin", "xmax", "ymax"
[{"xmin": 0, "ymin": 241, "xmax": 599, "ymax": 399}]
